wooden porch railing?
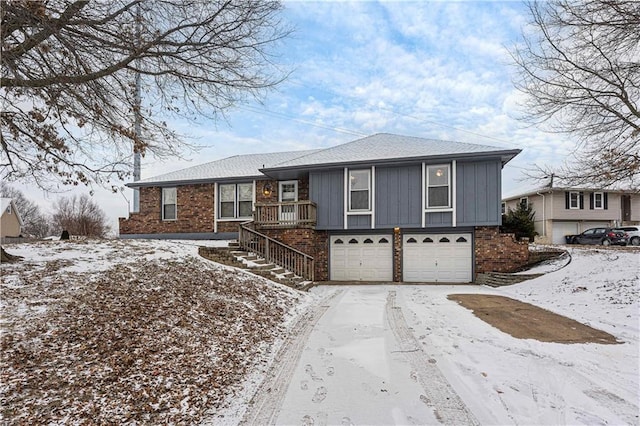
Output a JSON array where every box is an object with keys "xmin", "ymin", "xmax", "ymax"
[
  {"xmin": 238, "ymin": 221, "xmax": 315, "ymax": 281},
  {"xmin": 254, "ymin": 201, "xmax": 317, "ymax": 228}
]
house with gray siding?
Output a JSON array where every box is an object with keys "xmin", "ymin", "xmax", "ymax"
[
  {"xmin": 503, "ymin": 186, "xmax": 640, "ymax": 245},
  {"xmin": 120, "ymin": 133, "xmax": 526, "ymax": 282}
]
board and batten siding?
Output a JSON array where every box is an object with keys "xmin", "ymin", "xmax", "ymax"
[
  {"xmin": 311, "ymin": 158, "xmax": 504, "ymax": 230},
  {"xmin": 310, "ymin": 169, "xmax": 344, "ymax": 229},
  {"xmin": 375, "ymin": 165, "xmax": 422, "ymax": 228},
  {"xmin": 456, "ymin": 160, "xmax": 502, "ymax": 226}
]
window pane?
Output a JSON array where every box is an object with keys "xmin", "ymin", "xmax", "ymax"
[
  {"xmin": 350, "ymin": 170, "xmax": 369, "ymax": 191},
  {"xmin": 595, "ymin": 193, "xmax": 603, "ymax": 208},
  {"xmin": 280, "ymin": 182, "xmax": 297, "ymax": 201},
  {"xmin": 238, "ymin": 201, "xmax": 253, "ymax": 217},
  {"xmin": 163, "ymin": 204, "xmax": 176, "ymax": 220},
  {"xmin": 162, "ymin": 187, "xmax": 176, "ymax": 204},
  {"xmin": 428, "ymin": 166, "xmax": 449, "ymax": 186},
  {"xmin": 350, "ymin": 190, "xmax": 369, "ymax": 210},
  {"xmin": 428, "ymin": 187, "xmax": 449, "ymax": 207},
  {"xmin": 220, "ymin": 184, "xmax": 235, "ymax": 202},
  {"xmin": 220, "ymin": 202, "xmax": 234, "ymax": 218},
  {"xmin": 238, "ymin": 183, "xmax": 253, "ymax": 201},
  {"xmin": 570, "ymin": 192, "xmax": 579, "ymax": 208}
]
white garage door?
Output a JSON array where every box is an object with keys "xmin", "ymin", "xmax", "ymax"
[
  {"xmin": 330, "ymin": 235, "xmax": 393, "ymax": 281},
  {"xmin": 403, "ymin": 233, "xmax": 472, "ymax": 283},
  {"xmin": 552, "ymin": 222, "xmax": 579, "ymax": 244}
]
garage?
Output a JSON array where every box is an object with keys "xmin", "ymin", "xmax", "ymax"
[
  {"xmin": 330, "ymin": 235, "xmax": 393, "ymax": 281},
  {"xmin": 403, "ymin": 233, "xmax": 472, "ymax": 283},
  {"xmin": 552, "ymin": 222, "xmax": 579, "ymax": 244},
  {"xmin": 552, "ymin": 221, "xmax": 610, "ymax": 244}
]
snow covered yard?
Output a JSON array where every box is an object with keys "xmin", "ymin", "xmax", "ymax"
[
  {"xmin": 399, "ymin": 247, "xmax": 639, "ymax": 425},
  {"xmin": 1, "ymin": 241, "xmax": 638, "ymax": 425},
  {"xmin": 0, "ymin": 239, "xmax": 312, "ymax": 424},
  {"xmin": 248, "ymin": 247, "xmax": 639, "ymax": 425}
]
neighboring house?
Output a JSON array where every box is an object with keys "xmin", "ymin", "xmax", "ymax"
[
  {"xmin": 120, "ymin": 133, "xmax": 527, "ymax": 282},
  {"xmin": 0, "ymin": 198, "xmax": 23, "ymax": 238},
  {"xmin": 502, "ymin": 186, "xmax": 640, "ymax": 245}
]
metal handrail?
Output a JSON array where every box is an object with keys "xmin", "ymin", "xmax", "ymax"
[{"xmin": 238, "ymin": 221, "xmax": 315, "ymax": 281}]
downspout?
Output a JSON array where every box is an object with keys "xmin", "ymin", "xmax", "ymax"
[{"xmin": 536, "ymin": 191, "xmax": 546, "ymax": 238}]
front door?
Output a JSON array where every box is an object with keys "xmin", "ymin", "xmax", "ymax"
[
  {"xmin": 279, "ymin": 181, "xmax": 298, "ymax": 222},
  {"xmin": 622, "ymin": 195, "xmax": 631, "ymax": 222}
]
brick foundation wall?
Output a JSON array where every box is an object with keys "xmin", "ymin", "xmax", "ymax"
[
  {"xmin": 474, "ymin": 226, "xmax": 529, "ymax": 274},
  {"xmin": 119, "ymin": 184, "xmax": 215, "ymax": 235},
  {"xmin": 260, "ymin": 228, "xmax": 329, "ymax": 281},
  {"xmin": 393, "ymin": 228, "xmax": 402, "ymax": 282}
]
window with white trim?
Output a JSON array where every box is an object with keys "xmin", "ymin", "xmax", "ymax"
[
  {"xmin": 426, "ymin": 165, "xmax": 450, "ymax": 208},
  {"xmin": 349, "ymin": 169, "xmax": 371, "ymax": 211},
  {"xmin": 162, "ymin": 187, "xmax": 177, "ymax": 220},
  {"xmin": 594, "ymin": 192, "xmax": 604, "ymax": 209},
  {"xmin": 569, "ymin": 191, "xmax": 580, "ymax": 209},
  {"xmin": 219, "ymin": 183, "xmax": 254, "ymax": 219},
  {"xmin": 519, "ymin": 197, "xmax": 529, "ymax": 209}
]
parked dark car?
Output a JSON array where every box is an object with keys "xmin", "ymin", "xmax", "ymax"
[{"xmin": 566, "ymin": 228, "xmax": 628, "ymax": 246}]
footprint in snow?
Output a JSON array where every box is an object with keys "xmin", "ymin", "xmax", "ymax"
[
  {"xmin": 327, "ymin": 366, "xmax": 335, "ymax": 376},
  {"xmin": 301, "ymin": 380, "xmax": 308, "ymax": 391},
  {"xmin": 305, "ymin": 364, "xmax": 323, "ymax": 382},
  {"xmin": 312, "ymin": 386, "xmax": 327, "ymax": 403},
  {"xmin": 302, "ymin": 414, "xmax": 314, "ymax": 425},
  {"xmin": 341, "ymin": 416, "xmax": 354, "ymax": 425}
]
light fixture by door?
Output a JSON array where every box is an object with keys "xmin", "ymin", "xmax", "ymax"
[{"xmin": 262, "ymin": 183, "xmax": 272, "ymax": 196}]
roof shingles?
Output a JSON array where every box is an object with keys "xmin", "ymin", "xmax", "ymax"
[{"xmin": 129, "ymin": 133, "xmax": 519, "ymax": 187}]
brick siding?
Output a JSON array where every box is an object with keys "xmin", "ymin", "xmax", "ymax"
[
  {"xmin": 393, "ymin": 228, "xmax": 402, "ymax": 282},
  {"xmin": 260, "ymin": 228, "xmax": 329, "ymax": 281},
  {"xmin": 119, "ymin": 184, "xmax": 215, "ymax": 234},
  {"xmin": 474, "ymin": 226, "xmax": 529, "ymax": 274}
]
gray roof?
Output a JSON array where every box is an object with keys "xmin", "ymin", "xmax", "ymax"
[
  {"xmin": 265, "ymin": 133, "xmax": 520, "ymax": 171},
  {"xmin": 129, "ymin": 133, "xmax": 521, "ymax": 187},
  {"xmin": 129, "ymin": 149, "xmax": 320, "ymax": 187}
]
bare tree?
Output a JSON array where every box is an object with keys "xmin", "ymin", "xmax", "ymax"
[
  {"xmin": 51, "ymin": 194, "xmax": 109, "ymax": 237},
  {"xmin": 0, "ymin": 182, "xmax": 51, "ymax": 238},
  {"xmin": 511, "ymin": 0, "xmax": 640, "ymax": 188},
  {"xmin": 1, "ymin": 0, "xmax": 289, "ymax": 189}
]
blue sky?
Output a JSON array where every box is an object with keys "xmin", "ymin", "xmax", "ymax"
[{"xmin": 21, "ymin": 1, "xmax": 576, "ymax": 232}]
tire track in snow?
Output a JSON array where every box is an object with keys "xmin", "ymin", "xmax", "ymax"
[
  {"xmin": 386, "ymin": 290, "xmax": 479, "ymax": 426},
  {"xmin": 241, "ymin": 290, "xmax": 343, "ymax": 425}
]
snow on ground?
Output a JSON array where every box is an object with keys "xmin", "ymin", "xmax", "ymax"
[
  {"xmin": 0, "ymin": 239, "xmax": 312, "ymax": 424},
  {"xmin": 257, "ymin": 247, "xmax": 639, "ymax": 425},
  {"xmin": 1, "ymin": 241, "xmax": 638, "ymax": 425}
]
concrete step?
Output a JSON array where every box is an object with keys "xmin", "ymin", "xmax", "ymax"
[{"xmin": 250, "ymin": 263, "xmax": 276, "ymax": 270}]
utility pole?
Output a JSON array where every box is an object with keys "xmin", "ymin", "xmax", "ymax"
[{"xmin": 132, "ymin": 3, "xmax": 142, "ymax": 212}]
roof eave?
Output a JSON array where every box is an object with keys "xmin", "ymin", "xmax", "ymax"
[
  {"xmin": 126, "ymin": 175, "xmax": 269, "ymax": 188},
  {"xmin": 261, "ymin": 149, "xmax": 522, "ymax": 175}
]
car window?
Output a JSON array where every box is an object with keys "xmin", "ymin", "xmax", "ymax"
[{"xmin": 583, "ymin": 229, "xmax": 595, "ymax": 235}]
